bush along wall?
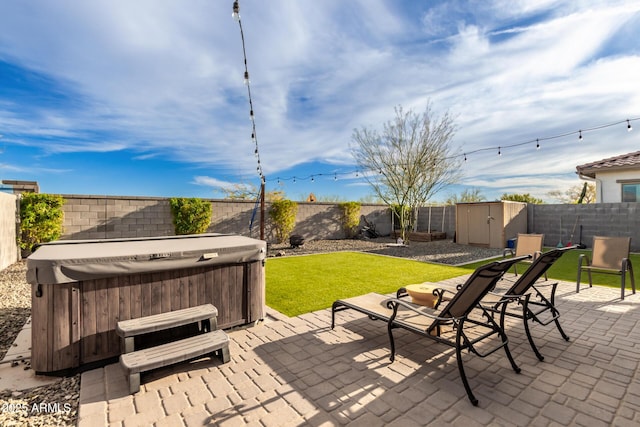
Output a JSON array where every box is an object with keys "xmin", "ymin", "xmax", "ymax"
[
  {"xmin": 169, "ymin": 197, "xmax": 212, "ymax": 235},
  {"xmin": 339, "ymin": 201, "xmax": 361, "ymax": 238},
  {"xmin": 269, "ymin": 199, "xmax": 298, "ymax": 243},
  {"xmin": 19, "ymin": 193, "xmax": 65, "ymax": 255}
]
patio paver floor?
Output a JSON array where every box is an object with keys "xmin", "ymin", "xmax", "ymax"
[{"xmin": 78, "ymin": 278, "xmax": 640, "ymax": 426}]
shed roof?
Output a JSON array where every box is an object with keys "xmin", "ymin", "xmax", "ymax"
[{"xmin": 576, "ymin": 150, "xmax": 640, "ymax": 178}]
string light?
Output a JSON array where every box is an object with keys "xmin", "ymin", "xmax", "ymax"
[
  {"xmin": 232, "ymin": 0, "xmax": 264, "ymax": 181},
  {"xmin": 232, "ymin": 1, "xmax": 240, "ymax": 21},
  {"xmin": 241, "ymin": 116, "xmax": 639, "ymax": 185}
]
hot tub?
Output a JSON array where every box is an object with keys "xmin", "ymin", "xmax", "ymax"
[{"xmin": 27, "ymin": 233, "xmax": 266, "ymax": 373}]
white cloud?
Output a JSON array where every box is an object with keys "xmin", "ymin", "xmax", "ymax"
[{"xmin": 1, "ymin": 0, "xmax": 639, "ymax": 198}]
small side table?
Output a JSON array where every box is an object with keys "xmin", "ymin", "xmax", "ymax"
[{"xmin": 405, "ymin": 283, "xmax": 440, "ymax": 308}]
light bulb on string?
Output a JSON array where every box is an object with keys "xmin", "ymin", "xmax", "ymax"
[
  {"xmin": 498, "ymin": 147, "xmax": 501, "ymax": 156},
  {"xmin": 243, "ymin": 71, "xmax": 250, "ymax": 85},
  {"xmin": 464, "ymin": 153, "xmax": 467, "ymax": 162},
  {"xmin": 311, "ymin": 176, "xmax": 315, "ymax": 183},
  {"xmin": 536, "ymin": 139, "xmax": 540, "ymax": 150},
  {"xmin": 628, "ymin": 120, "xmax": 633, "ymax": 132},
  {"xmin": 251, "ymin": 132, "xmax": 255, "ymax": 142},
  {"xmin": 334, "ymin": 173, "xmax": 337, "ymax": 181},
  {"xmin": 578, "ymin": 130, "xmax": 583, "ymax": 141},
  {"xmin": 249, "ymin": 109, "xmax": 254, "ymax": 121},
  {"xmin": 232, "ymin": 1, "xmax": 240, "ymax": 21}
]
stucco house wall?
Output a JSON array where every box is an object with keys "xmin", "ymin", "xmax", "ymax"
[{"xmin": 596, "ymin": 169, "xmax": 640, "ymax": 203}]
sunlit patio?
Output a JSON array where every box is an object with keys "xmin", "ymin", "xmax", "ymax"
[{"xmin": 78, "ymin": 278, "xmax": 640, "ymax": 426}]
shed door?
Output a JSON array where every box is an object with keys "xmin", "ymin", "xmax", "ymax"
[{"xmin": 467, "ymin": 204, "xmax": 491, "ymax": 247}]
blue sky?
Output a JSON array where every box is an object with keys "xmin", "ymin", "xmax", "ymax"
[{"xmin": 1, "ymin": 0, "xmax": 639, "ymax": 203}]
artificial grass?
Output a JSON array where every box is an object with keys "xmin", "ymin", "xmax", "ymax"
[
  {"xmin": 266, "ymin": 252, "xmax": 469, "ymax": 317},
  {"xmin": 460, "ymin": 248, "xmax": 640, "ymax": 289}
]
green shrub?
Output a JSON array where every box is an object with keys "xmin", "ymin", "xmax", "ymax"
[
  {"xmin": 338, "ymin": 201, "xmax": 361, "ymax": 238},
  {"xmin": 169, "ymin": 197, "xmax": 212, "ymax": 235},
  {"xmin": 19, "ymin": 193, "xmax": 65, "ymax": 251},
  {"xmin": 269, "ymin": 199, "xmax": 298, "ymax": 243}
]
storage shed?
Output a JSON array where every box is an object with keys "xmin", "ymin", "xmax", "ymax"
[
  {"xmin": 26, "ymin": 234, "xmax": 266, "ymax": 373},
  {"xmin": 456, "ymin": 201, "xmax": 527, "ymax": 249}
]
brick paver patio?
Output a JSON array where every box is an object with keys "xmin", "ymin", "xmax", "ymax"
[{"xmin": 78, "ymin": 279, "xmax": 640, "ymax": 426}]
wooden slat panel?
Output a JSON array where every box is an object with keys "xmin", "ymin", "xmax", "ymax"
[
  {"xmin": 71, "ymin": 284, "xmax": 80, "ymax": 368},
  {"xmin": 150, "ymin": 273, "xmax": 163, "ymax": 315},
  {"xmin": 212, "ymin": 266, "xmax": 226, "ymax": 326},
  {"xmin": 197, "ymin": 268, "xmax": 206, "ymax": 307},
  {"xmin": 119, "ymin": 275, "xmax": 132, "ymax": 323},
  {"xmin": 247, "ymin": 261, "xmax": 265, "ymax": 322},
  {"xmin": 178, "ymin": 269, "xmax": 189, "ymax": 310},
  {"xmin": 141, "ymin": 273, "xmax": 152, "ymax": 317},
  {"xmin": 91, "ymin": 278, "xmax": 110, "ymax": 363},
  {"xmin": 81, "ymin": 279, "xmax": 96, "ymax": 364},
  {"xmin": 107, "ymin": 277, "xmax": 120, "ymax": 358},
  {"xmin": 52, "ymin": 283, "xmax": 71, "ymax": 371},
  {"xmin": 31, "ymin": 282, "xmax": 50, "ymax": 372},
  {"xmin": 170, "ymin": 270, "xmax": 182, "ymax": 311},
  {"xmin": 161, "ymin": 272, "xmax": 172, "ymax": 313},
  {"xmin": 130, "ymin": 274, "xmax": 142, "ymax": 320},
  {"xmin": 188, "ymin": 269, "xmax": 198, "ymax": 308}
]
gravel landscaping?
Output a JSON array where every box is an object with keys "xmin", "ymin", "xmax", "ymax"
[
  {"xmin": 0, "ymin": 238, "xmax": 502, "ymax": 426},
  {"xmin": 0, "ymin": 261, "xmax": 80, "ymax": 427},
  {"xmin": 268, "ymin": 237, "xmax": 504, "ymax": 265}
]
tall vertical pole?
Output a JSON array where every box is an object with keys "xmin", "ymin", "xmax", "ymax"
[{"xmin": 260, "ymin": 177, "xmax": 265, "ymax": 241}]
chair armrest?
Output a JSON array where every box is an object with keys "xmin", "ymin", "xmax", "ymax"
[
  {"xmin": 503, "ymin": 248, "xmax": 515, "ymax": 257},
  {"xmin": 532, "ymin": 250, "xmax": 542, "ymax": 261},
  {"xmin": 578, "ymin": 253, "xmax": 591, "ymax": 268},
  {"xmin": 386, "ymin": 298, "xmax": 461, "ymax": 322}
]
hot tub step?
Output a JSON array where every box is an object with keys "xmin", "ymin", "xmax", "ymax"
[
  {"xmin": 116, "ymin": 304, "xmax": 219, "ymax": 353},
  {"xmin": 120, "ymin": 329, "xmax": 230, "ymax": 394}
]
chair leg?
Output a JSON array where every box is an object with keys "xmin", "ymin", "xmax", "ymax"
[
  {"xmin": 455, "ymin": 324, "xmax": 478, "ymax": 406},
  {"xmin": 387, "ymin": 323, "xmax": 396, "ymax": 363},
  {"xmin": 523, "ymin": 312, "xmax": 544, "ymax": 361}
]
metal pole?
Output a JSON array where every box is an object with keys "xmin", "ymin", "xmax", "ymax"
[{"xmin": 260, "ymin": 177, "xmax": 265, "ymax": 241}]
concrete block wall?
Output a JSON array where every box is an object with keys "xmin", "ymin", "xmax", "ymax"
[
  {"xmin": 60, "ymin": 196, "xmax": 393, "ymax": 242},
  {"xmin": 63, "ymin": 195, "xmax": 174, "ymax": 240},
  {"xmin": 528, "ymin": 203, "xmax": 640, "ymax": 251},
  {"xmin": 0, "ymin": 192, "xmax": 19, "ymax": 269}
]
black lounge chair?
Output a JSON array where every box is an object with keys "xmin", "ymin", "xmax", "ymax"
[
  {"xmin": 486, "ymin": 245, "xmax": 577, "ymax": 362},
  {"xmin": 332, "ymin": 255, "xmax": 529, "ymax": 406}
]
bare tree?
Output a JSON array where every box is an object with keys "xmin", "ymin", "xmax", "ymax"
[
  {"xmin": 547, "ymin": 183, "xmax": 595, "ymax": 204},
  {"xmin": 351, "ymin": 104, "xmax": 462, "ymax": 240}
]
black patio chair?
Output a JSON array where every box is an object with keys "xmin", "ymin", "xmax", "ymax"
[
  {"xmin": 383, "ymin": 255, "xmax": 530, "ymax": 406},
  {"xmin": 486, "ymin": 245, "xmax": 577, "ymax": 362}
]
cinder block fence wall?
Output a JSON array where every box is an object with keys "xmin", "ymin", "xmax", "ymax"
[
  {"xmin": 2, "ymin": 194, "xmax": 639, "ymax": 270},
  {"xmin": 60, "ymin": 195, "xmax": 401, "ymax": 242},
  {"xmin": 60, "ymin": 195, "xmax": 640, "ymax": 251}
]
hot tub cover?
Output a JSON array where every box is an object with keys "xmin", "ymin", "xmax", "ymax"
[{"xmin": 27, "ymin": 233, "xmax": 266, "ymax": 285}]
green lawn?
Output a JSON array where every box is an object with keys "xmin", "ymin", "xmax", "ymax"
[
  {"xmin": 266, "ymin": 249, "xmax": 640, "ymax": 317},
  {"xmin": 266, "ymin": 252, "xmax": 469, "ymax": 317}
]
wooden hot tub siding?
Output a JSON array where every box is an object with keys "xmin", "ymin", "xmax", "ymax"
[{"xmin": 31, "ymin": 260, "xmax": 264, "ymax": 373}]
